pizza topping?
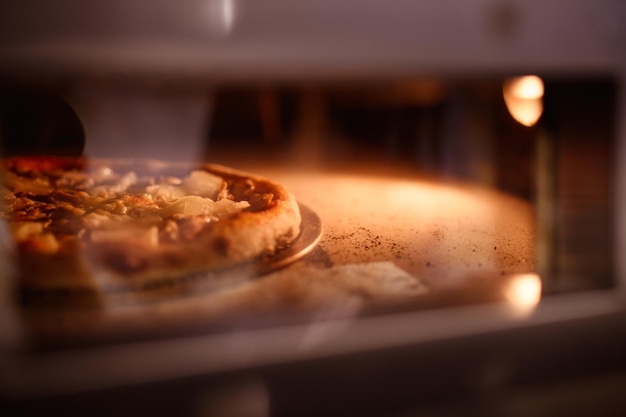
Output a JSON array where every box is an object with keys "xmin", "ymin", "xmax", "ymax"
[
  {"xmin": 12, "ymin": 221, "xmax": 44, "ymax": 241},
  {"xmin": 146, "ymin": 184, "xmax": 186, "ymax": 201},
  {"xmin": 90, "ymin": 166, "xmax": 115, "ymax": 182},
  {"xmin": 160, "ymin": 196, "xmax": 249, "ymax": 218},
  {"xmin": 40, "ymin": 233, "xmax": 61, "ymax": 253},
  {"xmin": 1, "ymin": 161, "xmax": 256, "ymax": 257},
  {"xmin": 249, "ymin": 193, "xmax": 275, "ymax": 212},
  {"xmin": 90, "ymin": 171, "xmax": 138, "ymax": 197},
  {"xmin": 56, "ymin": 170, "xmax": 93, "ymax": 188},
  {"xmin": 181, "ymin": 170, "xmax": 225, "ymax": 198},
  {"xmin": 145, "ymin": 170, "xmax": 226, "ymax": 202},
  {"xmin": 51, "ymin": 189, "xmax": 91, "ymax": 205},
  {"xmin": 2, "ymin": 170, "xmax": 53, "ymax": 195},
  {"xmin": 21, "ymin": 232, "xmax": 60, "ymax": 254},
  {"xmin": 82, "ymin": 212, "xmax": 112, "ymax": 228},
  {"xmin": 53, "ymin": 201, "xmax": 86, "ymax": 217}
]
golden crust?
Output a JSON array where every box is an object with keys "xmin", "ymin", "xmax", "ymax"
[{"xmin": 1, "ymin": 157, "xmax": 302, "ymax": 293}]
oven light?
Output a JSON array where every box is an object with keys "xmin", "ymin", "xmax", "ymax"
[
  {"xmin": 503, "ymin": 273, "xmax": 542, "ymax": 315},
  {"xmin": 503, "ymin": 75, "xmax": 544, "ymax": 127}
]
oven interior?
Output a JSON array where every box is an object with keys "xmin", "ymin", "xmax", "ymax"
[{"xmin": 1, "ymin": 1, "xmax": 625, "ymax": 416}]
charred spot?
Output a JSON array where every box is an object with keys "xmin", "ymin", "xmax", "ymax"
[
  {"xmin": 51, "ymin": 202, "xmax": 85, "ymax": 218},
  {"xmin": 213, "ymin": 236, "xmax": 230, "ymax": 256},
  {"xmin": 163, "ymin": 252, "xmax": 186, "ymax": 267},
  {"xmin": 229, "ymin": 178, "xmax": 255, "ymax": 199},
  {"xmin": 25, "ymin": 193, "xmax": 55, "ymax": 203},
  {"xmin": 248, "ymin": 193, "xmax": 274, "ymax": 211},
  {"xmin": 104, "ymin": 251, "xmax": 148, "ymax": 274}
]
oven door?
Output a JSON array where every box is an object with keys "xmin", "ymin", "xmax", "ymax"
[{"xmin": 1, "ymin": 1, "xmax": 626, "ymax": 416}]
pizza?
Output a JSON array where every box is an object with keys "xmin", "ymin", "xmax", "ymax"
[{"xmin": 0, "ymin": 157, "xmax": 302, "ymax": 295}]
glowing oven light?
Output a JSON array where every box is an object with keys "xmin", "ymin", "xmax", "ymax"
[
  {"xmin": 503, "ymin": 75, "xmax": 545, "ymax": 127},
  {"xmin": 504, "ymin": 273, "xmax": 542, "ymax": 315}
]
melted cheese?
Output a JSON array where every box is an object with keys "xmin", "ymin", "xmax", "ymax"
[{"xmin": 160, "ymin": 196, "xmax": 249, "ymax": 217}]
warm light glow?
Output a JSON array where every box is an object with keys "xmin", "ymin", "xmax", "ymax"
[
  {"xmin": 208, "ymin": 0, "xmax": 236, "ymax": 35},
  {"xmin": 504, "ymin": 273, "xmax": 542, "ymax": 315},
  {"xmin": 508, "ymin": 76, "xmax": 544, "ymax": 99},
  {"xmin": 503, "ymin": 75, "xmax": 544, "ymax": 127}
]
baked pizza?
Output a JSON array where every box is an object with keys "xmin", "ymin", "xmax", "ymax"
[{"xmin": 0, "ymin": 157, "xmax": 302, "ymax": 295}]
